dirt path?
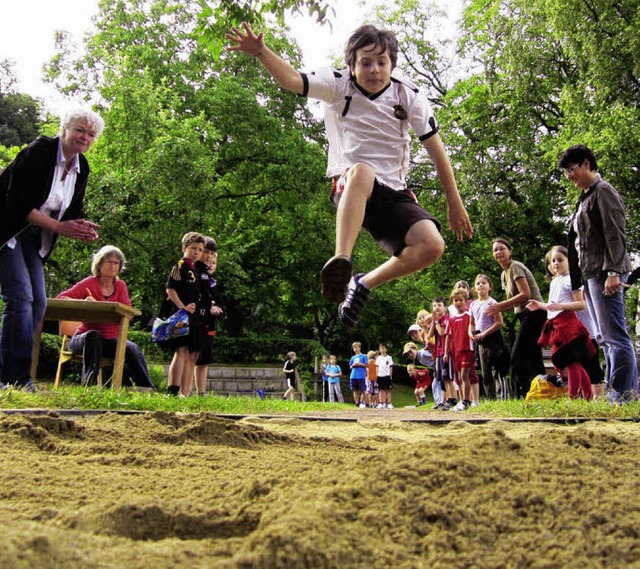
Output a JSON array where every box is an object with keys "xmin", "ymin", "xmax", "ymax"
[{"xmin": 1, "ymin": 410, "xmax": 639, "ymax": 568}]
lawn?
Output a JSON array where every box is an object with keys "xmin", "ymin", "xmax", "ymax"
[{"xmin": 1, "ymin": 381, "xmax": 639, "ymax": 419}]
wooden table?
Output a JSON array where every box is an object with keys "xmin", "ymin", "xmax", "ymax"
[{"xmin": 32, "ymin": 299, "xmax": 141, "ymax": 391}]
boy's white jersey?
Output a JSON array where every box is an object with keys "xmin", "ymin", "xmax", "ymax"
[
  {"xmin": 376, "ymin": 354, "xmax": 394, "ymax": 376},
  {"xmin": 301, "ymin": 68, "xmax": 439, "ymax": 191}
]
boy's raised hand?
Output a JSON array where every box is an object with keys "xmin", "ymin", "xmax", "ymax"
[
  {"xmin": 447, "ymin": 200, "xmax": 473, "ymax": 242},
  {"xmin": 226, "ymin": 22, "xmax": 265, "ymax": 56}
]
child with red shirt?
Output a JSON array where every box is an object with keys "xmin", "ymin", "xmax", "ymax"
[
  {"xmin": 427, "ymin": 297, "xmax": 457, "ymax": 410},
  {"xmin": 445, "ymin": 288, "xmax": 479, "ymax": 411}
]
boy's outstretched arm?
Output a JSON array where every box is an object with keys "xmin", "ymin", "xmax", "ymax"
[
  {"xmin": 422, "ymin": 134, "xmax": 473, "ymax": 242},
  {"xmin": 226, "ymin": 22, "xmax": 304, "ymax": 94}
]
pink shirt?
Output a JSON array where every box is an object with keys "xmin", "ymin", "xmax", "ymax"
[{"xmin": 57, "ymin": 276, "xmax": 132, "ymax": 340}]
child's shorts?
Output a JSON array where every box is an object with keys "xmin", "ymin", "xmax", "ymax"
[
  {"xmin": 454, "ymin": 350, "xmax": 476, "ymax": 374},
  {"xmin": 350, "ymin": 378, "xmax": 366, "ymax": 392},
  {"xmin": 365, "ymin": 380, "xmax": 379, "ymax": 395},
  {"xmin": 331, "ymin": 171, "xmax": 441, "ymax": 257},
  {"xmin": 434, "ymin": 355, "xmax": 454, "ymax": 385},
  {"xmin": 377, "ymin": 375, "xmax": 393, "ymax": 390}
]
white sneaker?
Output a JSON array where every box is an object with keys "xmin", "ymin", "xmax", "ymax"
[
  {"xmin": 376, "ymin": 403, "xmax": 384, "ymax": 408},
  {"xmin": 452, "ymin": 401, "xmax": 467, "ymax": 412},
  {"xmin": 358, "ymin": 402, "xmax": 366, "ymax": 409},
  {"xmin": 470, "ymin": 401, "xmax": 480, "ymax": 408},
  {"xmin": 387, "ymin": 403, "xmax": 394, "ymax": 409}
]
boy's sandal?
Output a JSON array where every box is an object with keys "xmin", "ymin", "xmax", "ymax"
[{"xmin": 320, "ymin": 255, "xmax": 352, "ymax": 302}]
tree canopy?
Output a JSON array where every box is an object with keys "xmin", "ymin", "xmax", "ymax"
[{"xmin": 2, "ymin": 0, "xmax": 639, "ymax": 359}]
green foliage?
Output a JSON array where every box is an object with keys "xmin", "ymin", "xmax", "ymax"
[
  {"xmin": 209, "ymin": 335, "xmax": 325, "ymax": 365},
  {"xmin": 0, "ymin": 59, "xmax": 43, "ymax": 146},
  {"xmin": 455, "ymin": 0, "xmax": 640, "ymax": 253},
  {"xmin": 31, "ymin": 0, "xmax": 640, "ymax": 358},
  {"xmin": 195, "ymin": 0, "xmax": 334, "ymax": 59}
]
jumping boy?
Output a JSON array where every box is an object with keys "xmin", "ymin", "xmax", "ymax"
[{"xmin": 226, "ymin": 22, "xmax": 472, "ymax": 327}]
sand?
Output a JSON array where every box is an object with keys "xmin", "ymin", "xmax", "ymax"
[{"xmin": 1, "ymin": 410, "xmax": 639, "ymax": 568}]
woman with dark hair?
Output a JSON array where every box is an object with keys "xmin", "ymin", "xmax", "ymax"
[
  {"xmin": 485, "ymin": 238, "xmax": 546, "ymax": 398},
  {"xmin": 0, "ymin": 108, "xmax": 103, "ymax": 390},
  {"xmin": 57, "ymin": 245, "xmax": 155, "ymax": 390},
  {"xmin": 559, "ymin": 144, "xmax": 637, "ymax": 403}
]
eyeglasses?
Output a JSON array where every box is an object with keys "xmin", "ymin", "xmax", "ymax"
[{"xmin": 562, "ymin": 163, "xmax": 581, "ymax": 177}]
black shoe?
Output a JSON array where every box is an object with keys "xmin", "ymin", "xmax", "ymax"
[
  {"xmin": 440, "ymin": 399, "xmax": 457, "ymax": 411},
  {"xmin": 338, "ymin": 274, "xmax": 370, "ymax": 327},
  {"xmin": 320, "ymin": 255, "xmax": 352, "ymax": 302}
]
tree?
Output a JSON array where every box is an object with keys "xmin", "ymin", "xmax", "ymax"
[
  {"xmin": 454, "ymin": 0, "xmax": 640, "ymax": 254},
  {"xmin": 0, "ymin": 59, "xmax": 43, "ymax": 147},
  {"xmin": 44, "ymin": 0, "xmax": 352, "ymax": 350}
]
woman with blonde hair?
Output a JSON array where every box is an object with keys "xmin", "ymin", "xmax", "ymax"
[{"xmin": 57, "ymin": 245, "xmax": 155, "ymax": 389}]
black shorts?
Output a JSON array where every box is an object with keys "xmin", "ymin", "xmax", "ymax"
[
  {"xmin": 332, "ymin": 177, "xmax": 441, "ymax": 257},
  {"xmin": 377, "ymin": 375, "xmax": 393, "ymax": 390}
]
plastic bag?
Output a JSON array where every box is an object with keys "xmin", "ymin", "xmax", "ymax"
[
  {"xmin": 525, "ymin": 374, "xmax": 568, "ymax": 402},
  {"xmin": 151, "ymin": 309, "xmax": 190, "ymax": 343}
]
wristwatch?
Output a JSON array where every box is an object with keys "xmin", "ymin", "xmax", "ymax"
[{"xmin": 607, "ymin": 271, "xmax": 620, "ymax": 277}]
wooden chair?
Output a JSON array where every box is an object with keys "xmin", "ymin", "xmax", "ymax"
[{"xmin": 54, "ymin": 321, "xmax": 113, "ymax": 388}]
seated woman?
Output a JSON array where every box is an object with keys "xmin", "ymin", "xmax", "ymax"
[{"xmin": 57, "ymin": 245, "xmax": 156, "ymax": 389}]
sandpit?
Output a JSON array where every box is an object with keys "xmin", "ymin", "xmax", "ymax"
[{"xmin": 1, "ymin": 410, "xmax": 639, "ymax": 568}]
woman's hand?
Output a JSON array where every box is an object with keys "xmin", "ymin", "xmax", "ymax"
[
  {"xmin": 485, "ymin": 303, "xmax": 501, "ymax": 317},
  {"xmin": 184, "ymin": 303, "xmax": 196, "ymax": 314},
  {"xmin": 604, "ymin": 274, "xmax": 626, "ymax": 296},
  {"xmin": 57, "ymin": 219, "xmax": 100, "ymax": 242},
  {"xmin": 526, "ymin": 300, "xmax": 547, "ymax": 311}
]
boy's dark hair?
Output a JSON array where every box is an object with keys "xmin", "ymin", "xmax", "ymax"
[
  {"xmin": 181, "ymin": 231, "xmax": 205, "ymax": 249},
  {"xmin": 558, "ymin": 144, "xmax": 598, "ymax": 171},
  {"xmin": 345, "ymin": 25, "xmax": 398, "ymax": 71},
  {"xmin": 203, "ymin": 236, "xmax": 218, "ymax": 252},
  {"xmin": 433, "ymin": 296, "xmax": 448, "ymax": 305}
]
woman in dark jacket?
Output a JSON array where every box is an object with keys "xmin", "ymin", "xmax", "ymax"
[{"xmin": 0, "ymin": 108, "xmax": 103, "ymax": 390}]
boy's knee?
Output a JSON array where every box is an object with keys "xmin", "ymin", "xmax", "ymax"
[
  {"xmin": 346, "ymin": 163, "xmax": 376, "ymax": 190},
  {"xmin": 415, "ymin": 237, "xmax": 444, "ymax": 268}
]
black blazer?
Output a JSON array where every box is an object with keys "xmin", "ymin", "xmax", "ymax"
[{"xmin": 0, "ymin": 135, "xmax": 90, "ymax": 259}]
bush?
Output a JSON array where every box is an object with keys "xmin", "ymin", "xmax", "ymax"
[
  {"xmin": 35, "ymin": 333, "xmax": 65, "ymax": 380},
  {"xmin": 208, "ymin": 335, "xmax": 326, "ymax": 365}
]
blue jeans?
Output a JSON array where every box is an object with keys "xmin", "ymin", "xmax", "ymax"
[
  {"xmin": 0, "ymin": 227, "xmax": 46, "ymax": 385},
  {"xmin": 68, "ymin": 330, "xmax": 156, "ymax": 389},
  {"xmin": 584, "ymin": 274, "xmax": 638, "ymax": 398}
]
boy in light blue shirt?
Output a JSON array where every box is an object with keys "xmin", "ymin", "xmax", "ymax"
[{"xmin": 349, "ymin": 341, "xmax": 368, "ymax": 408}]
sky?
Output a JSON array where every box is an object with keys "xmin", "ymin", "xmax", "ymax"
[{"xmin": 0, "ymin": 0, "xmax": 374, "ymax": 115}]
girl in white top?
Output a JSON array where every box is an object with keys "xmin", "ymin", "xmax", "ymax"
[
  {"xmin": 526, "ymin": 246, "xmax": 594, "ymax": 399},
  {"xmin": 469, "ymin": 274, "xmax": 507, "ymax": 400}
]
